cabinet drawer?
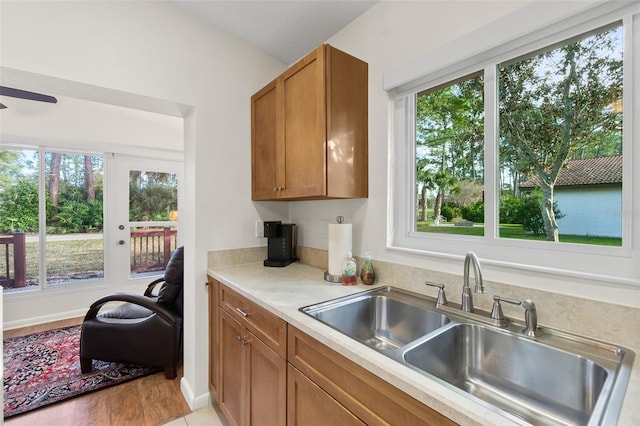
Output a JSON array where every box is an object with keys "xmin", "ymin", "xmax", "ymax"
[
  {"xmin": 220, "ymin": 284, "xmax": 287, "ymax": 358},
  {"xmin": 288, "ymin": 326, "xmax": 456, "ymax": 426}
]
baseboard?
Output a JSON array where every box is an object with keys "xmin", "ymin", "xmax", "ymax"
[{"xmin": 180, "ymin": 377, "xmax": 211, "ymax": 411}]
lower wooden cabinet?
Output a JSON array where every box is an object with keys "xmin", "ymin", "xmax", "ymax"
[
  {"xmin": 208, "ymin": 276, "xmax": 455, "ymax": 426},
  {"xmin": 287, "ymin": 325, "xmax": 457, "ymax": 426},
  {"xmin": 219, "ymin": 309, "xmax": 247, "ymax": 425},
  {"xmin": 288, "ymin": 364, "xmax": 365, "ymax": 426},
  {"xmin": 207, "ymin": 276, "xmax": 220, "ymax": 401},
  {"xmin": 218, "ymin": 309, "xmax": 286, "ymax": 426}
]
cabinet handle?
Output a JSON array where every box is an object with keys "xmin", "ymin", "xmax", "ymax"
[
  {"xmin": 236, "ymin": 307, "xmax": 250, "ymax": 317},
  {"xmin": 237, "ymin": 335, "xmax": 251, "ymax": 346}
]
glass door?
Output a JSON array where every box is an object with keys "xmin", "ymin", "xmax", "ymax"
[{"xmin": 111, "ymin": 157, "xmax": 182, "ymax": 281}]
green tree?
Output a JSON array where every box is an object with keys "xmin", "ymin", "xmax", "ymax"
[
  {"xmin": 416, "ymin": 74, "xmax": 483, "ymax": 223},
  {"xmin": 0, "ymin": 149, "xmax": 23, "ymax": 190},
  {"xmin": 129, "ymin": 171, "xmax": 177, "ymax": 221},
  {"xmin": 499, "ymin": 25, "xmax": 622, "ymax": 241},
  {"xmin": 416, "ymin": 159, "xmax": 435, "ymax": 221},
  {"xmin": 0, "ymin": 178, "xmax": 39, "ymax": 233},
  {"xmin": 433, "ymin": 170, "xmax": 458, "ymax": 219}
]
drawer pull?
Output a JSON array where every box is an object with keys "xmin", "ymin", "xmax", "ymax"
[
  {"xmin": 236, "ymin": 307, "xmax": 250, "ymax": 317},
  {"xmin": 236, "ymin": 335, "xmax": 251, "ymax": 346}
]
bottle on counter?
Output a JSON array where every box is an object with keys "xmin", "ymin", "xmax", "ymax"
[
  {"xmin": 341, "ymin": 250, "xmax": 357, "ymax": 286},
  {"xmin": 360, "ymin": 251, "xmax": 375, "ymax": 285}
]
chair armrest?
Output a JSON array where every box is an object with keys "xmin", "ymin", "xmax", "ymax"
[
  {"xmin": 144, "ymin": 278, "xmax": 166, "ymax": 297},
  {"xmin": 83, "ymin": 292, "xmax": 178, "ymax": 327}
]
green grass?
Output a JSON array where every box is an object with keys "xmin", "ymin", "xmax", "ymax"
[
  {"xmin": 417, "ymin": 222, "xmax": 486, "ymax": 236},
  {"xmin": 417, "ymin": 222, "xmax": 622, "ymax": 246},
  {"xmin": 45, "ymin": 240, "xmax": 105, "ymax": 276},
  {"xmin": 18, "ymin": 239, "xmax": 104, "ymax": 280}
]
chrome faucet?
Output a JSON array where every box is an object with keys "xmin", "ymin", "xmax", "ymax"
[{"xmin": 461, "ymin": 252, "xmax": 484, "ymax": 312}]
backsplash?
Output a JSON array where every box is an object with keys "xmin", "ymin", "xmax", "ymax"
[{"xmin": 209, "ymin": 245, "xmax": 640, "ymax": 350}]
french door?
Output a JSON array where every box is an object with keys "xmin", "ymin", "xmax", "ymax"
[{"xmin": 109, "ymin": 156, "xmax": 183, "ymax": 283}]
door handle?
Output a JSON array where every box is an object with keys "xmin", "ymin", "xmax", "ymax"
[{"xmin": 118, "ymin": 240, "xmax": 125, "ymax": 245}]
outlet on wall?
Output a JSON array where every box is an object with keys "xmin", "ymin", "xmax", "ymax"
[
  {"xmin": 255, "ymin": 220, "xmax": 264, "ymax": 238},
  {"xmin": 321, "ymin": 219, "xmax": 330, "ymax": 239}
]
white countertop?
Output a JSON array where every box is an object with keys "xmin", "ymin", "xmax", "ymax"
[{"xmin": 208, "ymin": 261, "xmax": 639, "ymax": 426}]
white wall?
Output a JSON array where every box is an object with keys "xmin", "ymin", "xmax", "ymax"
[
  {"xmin": 555, "ymin": 186, "xmax": 623, "ymax": 238},
  {"xmin": 1, "ymin": 0, "xmax": 287, "ymax": 410},
  {"xmin": 290, "ymin": 0, "xmax": 640, "ymax": 308},
  {"xmin": 0, "ymin": 94, "xmax": 183, "ymax": 154}
]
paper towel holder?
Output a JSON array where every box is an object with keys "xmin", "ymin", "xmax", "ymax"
[
  {"xmin": 325, "ymin": 215, "xmax": 347, "ymax": 283},
  {"xmin": 324, "ymin": 271, "xmax": 342, "ymax": 283}
]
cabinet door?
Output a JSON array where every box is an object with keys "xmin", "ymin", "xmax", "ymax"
[
  {"xmin": 287, "ymin": 364, "xmax": 365, "ymax": 426},
  {"xmin": 280, "ymin": 45, "xmax": 326, "ymax": 198},
  {"xmin": 208, "ymin": 277, "xmax": 220, "ymax": 401},
  {"xmin": 251, "ymin": 80, "xmax": 278, "ymax": 200},
  {"xmin": 220, "ymin": 310, "xmax": 249, "ymax": 426},
  {"xmin": 288, "ymin": 326, "xmax": 456, "ymax": 425},
  {"xmin": 249, "ymin": 329, "xmax": 287, "ymax": 426}
]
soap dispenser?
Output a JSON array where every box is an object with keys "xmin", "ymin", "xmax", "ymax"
[
  {"xmin": 341, "ymin": 250, "xmax": 357, "ymax": 286},
  {"xmin": 360, "ymin": 251, "xmax": 375, "ymax": 285}
]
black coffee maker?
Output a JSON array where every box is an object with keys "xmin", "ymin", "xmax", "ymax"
[{"xmin": 263, "ymin": 221, "xmax": 298, "ymax": 267}]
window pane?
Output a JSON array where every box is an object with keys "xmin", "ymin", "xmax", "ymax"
[
  {"xmin": 45, "ymin": 153, "xmax": 104, "ymax": 286},
  {"xmin": 129, "ymin": 170, "xmax": 178, "ymax": 278},
  {"xmin": 498, "ymin": 24, "xmax": 623, "ymax": 246},
  {"xmin": 130, "ymin": 225, "xmax": 178, "ymax": 277},
  {"xmin": 129, "ymin": 171, "xmax": 178, "ymax": 222},
  {"xmin": 415, "ymin": 72, "xmax": 485, "ymax": 236},
  {"xmin": 0, "ymin": 149, "xmax": 40, "ymax": 292}
]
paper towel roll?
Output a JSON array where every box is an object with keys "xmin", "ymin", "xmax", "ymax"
[{"xmin": 328, "ymin": 223, "xmax": 352, "ymax": 277}]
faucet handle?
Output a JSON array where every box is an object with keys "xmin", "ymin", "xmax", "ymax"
[
  {"xmin": 490, "ymin": 295, "xmax": 521, "ymax": 327},
  {"xmin": 425, "ymin": 281, "xmax": 448, "ymax": 307}
]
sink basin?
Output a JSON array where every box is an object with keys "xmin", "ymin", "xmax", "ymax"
[
  {"xmin": 301, "ymin": 287, "xmax": 450, "ymax": 350},
  {"xmin": 301, "ymin": 286, "xmax": 634, "ymax": 425},
  {"xmin": 403, "ymin": 323, "xmax": 625, "ymax": 425}
]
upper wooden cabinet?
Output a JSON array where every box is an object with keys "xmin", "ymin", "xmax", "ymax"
[{"xmin": 251, "ymin": 44, "xmax": 368, "ymax": 200}]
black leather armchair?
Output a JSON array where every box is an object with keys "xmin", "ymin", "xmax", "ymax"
[{"xmin": 80, "ymin": 246, "xmax": 184, "ymax": 379}]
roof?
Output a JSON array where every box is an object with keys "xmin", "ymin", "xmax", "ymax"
[{"xmin": 519, "ymin": 155, "xmax": 622, "ymax": 188}]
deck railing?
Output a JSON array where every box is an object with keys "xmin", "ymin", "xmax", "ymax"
[
  {"xmin": 0, "ymin": 233, "xmax": 27, "ymax": 288},
  {"xmin": 130, "ymin": 227, "xmax": 178, "ymax": 273}
]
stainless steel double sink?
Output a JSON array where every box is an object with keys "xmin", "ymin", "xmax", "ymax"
[{"xmin": 300, "ymin": 286, "xmax": 634, "ymax": 425}]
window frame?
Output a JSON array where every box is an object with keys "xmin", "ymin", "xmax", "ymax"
[
  {"xmin": 389, "ymin": 4, "xmax": 638, "ymax": 286},
  {"xmin": 1, "ymin": 143, "xmax": 183, "ymax": 299}
]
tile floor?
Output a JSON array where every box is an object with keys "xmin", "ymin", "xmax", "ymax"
[{"xmin": 163, "ymin": 403, "xmax": 227, "ymax": 426}]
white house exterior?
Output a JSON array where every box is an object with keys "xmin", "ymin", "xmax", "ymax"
[{"xmin": 521, "ymin": 155, "xmax": 622, "ymax": 238}]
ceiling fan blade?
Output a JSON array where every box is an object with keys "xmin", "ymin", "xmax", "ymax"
[
  {"xmin": 0, "ymin": 103, "xmax": 6, "ymax": 109},
  {"xmin": 0, "ymin": 86, "xmax": 58, "ymax": 104}
]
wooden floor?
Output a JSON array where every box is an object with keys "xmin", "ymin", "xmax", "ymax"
[{"xmin": 4, "ymin": 317, "xmax": 192, "ymax": 426}]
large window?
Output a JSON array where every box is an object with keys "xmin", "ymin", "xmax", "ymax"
[
  {"xmin": 415, "ymin": 72, "xmax": 485, "ymax": 236},
  {"xmin": 498, "ymin": 24, "xmax": 623, "ymax": 245},
  {"xmin": 391, "ymin": 5, "xmax": 637, "ymax": 283},
  {"xmin": 0, "ymin": 149, "xmax": 104, "ymax": 292},
  {"xmin": 0, "ymin": 148, "xmax": 181, "ymax": 294}
]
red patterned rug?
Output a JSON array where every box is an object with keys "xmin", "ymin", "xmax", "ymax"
[{"xmin": 3, "ymin": 324, "xmax": 162, "ymax": 418}]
